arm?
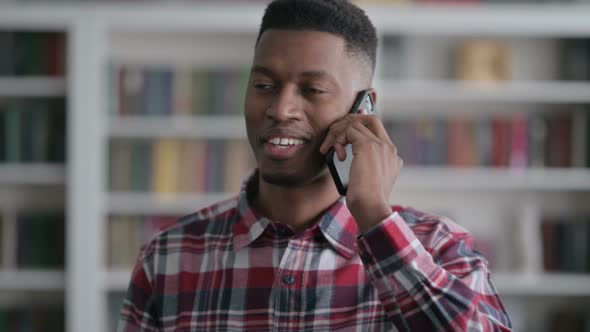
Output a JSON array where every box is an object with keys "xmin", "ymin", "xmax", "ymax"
[
  {"xmin": 357, "ymin": 211, "xmax": 512, "ymax": 331},
  {"xmin": 117, "ymin": 246, "xmax": 160, "ymax": 332},
  {"xmin": 320, "ymin": 109, "xmax": 511, "ymax": 331}
]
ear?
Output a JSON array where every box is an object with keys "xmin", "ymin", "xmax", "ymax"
[{"xmin": 368, "ymin": 88, "xmax": 377, "ymax": 105}]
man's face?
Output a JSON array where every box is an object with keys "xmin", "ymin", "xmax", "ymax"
[{"xmin": 244, "ymin": 29, "xmax": 365, "ymax": 187}]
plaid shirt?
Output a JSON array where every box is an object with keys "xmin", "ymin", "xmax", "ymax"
[{"xmin": 118, "ymin": 179, "xmax": 511, "ymax": 332}]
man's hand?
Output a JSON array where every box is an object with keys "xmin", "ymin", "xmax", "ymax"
[{"xmin": 319, "ymin": 111, "xmax": 403, "ymax": 233}]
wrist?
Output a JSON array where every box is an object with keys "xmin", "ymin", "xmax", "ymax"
[{"xmin": 349, "ymin": 200, "xmax": 392, "ymax": 234}]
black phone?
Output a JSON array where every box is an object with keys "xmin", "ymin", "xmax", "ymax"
[{"xmin": 326, "ymin": 90, "xmax": 377, "ymax": 196}]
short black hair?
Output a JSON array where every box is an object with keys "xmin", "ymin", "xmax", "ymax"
[{"xmin": 256, "ymin": 0, "xmax": 378, "ymax": 79}]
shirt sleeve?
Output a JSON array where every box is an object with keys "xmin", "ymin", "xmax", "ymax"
[
  {"xmin": 117, "ymin": 245, "xmax": 160, "ymax": 332},
  {"xmin": 357, "ymin": 211, "xmax": 512, "ymax": 332}
]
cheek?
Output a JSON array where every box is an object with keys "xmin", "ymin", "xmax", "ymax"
[{"xmin": 306, "ymin": 103, "xmax": 348, "ymax": 137}]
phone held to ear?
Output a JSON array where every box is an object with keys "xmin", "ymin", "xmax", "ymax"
[{"xmin": 326, "ymin": 89, "xmax": 377, "ymax": 196}]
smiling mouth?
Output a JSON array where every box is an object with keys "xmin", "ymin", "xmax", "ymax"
[
  {"xmin": 266, "ymin": 136, "xmax": 305, "ymax": 147},
  {"xmin": 262, "ymin": 136, "xmax": 308, "ymax": 159}
]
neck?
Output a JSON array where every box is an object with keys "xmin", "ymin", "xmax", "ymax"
[{"xmin": 252, "ymin": 170, "xmax": 341, "ymax": 233}]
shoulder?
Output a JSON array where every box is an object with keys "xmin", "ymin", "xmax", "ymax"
[{"xmin": 138, "ymin": 195, "xmax": 241, "ymax": 260}]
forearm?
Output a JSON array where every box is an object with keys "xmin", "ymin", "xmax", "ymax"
[{"xmin": 357, "ymin": 212, "xmax": 512, "ymax": 332}]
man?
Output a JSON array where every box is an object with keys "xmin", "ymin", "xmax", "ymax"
[{"xmin": 118, "ymin": 0, "xmax": 512, "ymax": 331}]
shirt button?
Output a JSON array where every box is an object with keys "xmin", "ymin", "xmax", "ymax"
[{"xmin": 282, "ymin": 274, "xmax": 296, "ymax": 285}]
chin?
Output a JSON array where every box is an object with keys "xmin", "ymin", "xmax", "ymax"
[{"xmin": 259, "ymin": 164, "xmax": 330, "ymax": 188}]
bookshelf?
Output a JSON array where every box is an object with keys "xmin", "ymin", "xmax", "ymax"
[
  {"xmin": 0, "ymin": 17, "xmax": 68, "ymax": 332},
  {"xmin": 1, "ymin": 3, "xmax": 590, "ymax": 332}
]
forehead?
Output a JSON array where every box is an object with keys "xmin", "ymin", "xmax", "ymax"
[{"xmin": 253, "ymin": 29, "xmax": 356, "ymax": 79}]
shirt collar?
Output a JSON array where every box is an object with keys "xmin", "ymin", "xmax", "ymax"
[{"xmin": 232, "ymin": 170, "xmax": 359, "ymax": 259}]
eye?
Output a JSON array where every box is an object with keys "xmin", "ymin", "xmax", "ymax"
[
  {"xmin": 253, "ymin": 82, "xmax": 275, "ymax": 92},
  {"xmin": 303, "ymin": 87, "xmax": 326, "ymax": 95}
]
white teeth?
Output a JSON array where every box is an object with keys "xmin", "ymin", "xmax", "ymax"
[{"xmin": 267, "ymin": 137, "xmax": 304, "ymax": 146}]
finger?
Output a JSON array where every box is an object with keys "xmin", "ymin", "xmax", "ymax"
[
  {"xmin": 320, "ymin": 116, "xmax": 354, "ymax": 153},
  {"xmin": 320, "ymin": 120, "xmax": 345, "ymax": 154},
  {"xmin": 334, "ymin": 143, "xmax": 346, "ymax": 161},
  {"xmin": 345, "ymin": 114, "xmax": 392, "ymax": 144},
  {"xmin": 347, "ymin": 120, "xmax": 380, "ymax": 147}
]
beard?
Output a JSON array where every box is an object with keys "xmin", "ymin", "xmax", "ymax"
[
  {"xmin": 260, "ymin": 171, "xmax": 308, "ymax": 187},
  {"xmin": 259, "ymin": 159, "xmax": 329, "ymax": 188}
]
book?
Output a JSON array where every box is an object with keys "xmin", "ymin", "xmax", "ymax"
[
  {"xmin": 14, "ymin": 32, "xmax": 47, "ymax": 75},
  {"xmin": 173, "ymin": 66, "xmax": 194, "ymax": 116},
  {"xmin": 109, "ymin": 140, "xmax": 133, "ymax": 192},
  {"xmin": 47, "ymin": 32, "xmax": 66, "ymax": 76},
  {"xmin": 19, "ymin": 102, "xmax": 34, "ymax": 162},
  {"xmin": 448, "ymin": 116, "xmax": 478, "ymax": 167},
  {"xmin": 549, "ymin": 311, "xmax": 588, "ymax": 332},
  {"xmin": 571, "ymin": 108, "xmax": 588, "ymax": 168},
  {"xmin": 179, "ymin": 140, "xmax": 206, "ymax": 193},
  {"xmin": 4, "ymin": 100, "xmax": 22, "ymax": 162},
  {"xmin": 476, "ymin": 117, "xmax": 493, "ymax": 166},
  {"xmin": 541, "ymin": 220, "xmax": 557, "ymax": 271},
  {"xmin": 48, "ymin": 99, "xmax": 67, "ymax": 163},
  {"xmin": 144, "ymin": 69, "xmax": 173, "ymax": 116},
  {"xmin": 131, "ymin": 140, "xmax": 152, "ymax": 192},
  {"xmin": 509, "ymin": 114, "xmax": 528, "ymax": 169},
  {"xmin": 123, "ymin": 67, "xmax": 145, "ymax": 116},
  {"xmin": 191, "ymin": 71, "xmax": 210, "ymax": 115},
  {"xmin": 16, "ymin": 212, "xmax": 65, "ymax": 268},
  {"xmin": 528, "ymin": 113, "xmax": 547, "ymax": 168},
  {"xmin": 455, "ymin": 39, "xmax": 510, "ymax": 84},
  {"xmin": 224, "ymin": 140, "xmax": 254, "ymax": 193},
  {"xmin": 30, "ymin": 102, "xmax": 51, "ymax": 162},
  {"xmin": 152, "ymin": 139, "xmax": 182, "ymax": 194},
  {"xmin": 0, "ymin": 307, "xmax": 65, "ymax": 332},
  {"xmin": 491, "ymin": 116, "xmax": 511, "ymax": 167},
  {"xmin": 561, "ymin": 38, "xmax": 590, "ymax": 81},
  {"xmin": 546, "ymin": 112, "xmax": 573, "ymax": 167},
  {"xmin": 0, "ymin": 32, "xmax": 15, "ymax": 75}
]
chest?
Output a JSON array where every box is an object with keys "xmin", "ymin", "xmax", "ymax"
[{"xmin": 155, "ymin": 239, "xmax": 392, "ymax": 331}]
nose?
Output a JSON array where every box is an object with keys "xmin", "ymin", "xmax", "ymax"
[{"xmin": 265, "ymin": 85, "xmax": 302, "ymax": 122}]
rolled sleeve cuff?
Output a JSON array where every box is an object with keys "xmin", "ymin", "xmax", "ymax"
[{"xmin": 357, "ymin": 211, "xmax": 436, "ymax": 277}]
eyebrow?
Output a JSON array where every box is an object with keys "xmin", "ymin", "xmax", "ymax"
[{"xmin": 250, "ymin": 65, "xmax": 338, "ymax": 84}]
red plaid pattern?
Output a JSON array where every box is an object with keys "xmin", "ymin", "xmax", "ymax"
[{"xmin": 118, "ymin": 181, "xmax": 511, "ymax": 331}]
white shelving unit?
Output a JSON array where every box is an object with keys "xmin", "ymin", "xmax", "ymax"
[
  {"xmin": 109, "ymin": 115, "xmax": 246, "ymax": 139},
  {"xmin": 0, "ymin": 270, "xmax": 65, "ymax": 291},
  {"xmin": 0, "ymin": 164, "xmax": 66, "ymax": 186},
  {"xmin": 1, "ymin": 3, "xmax": 590, "ymax": 332},
  {"xmin": 0, "ymin": 77, "xmax": 67, "ymax": 97},
  {"xmin": 377, "ymin": 80, "xmax": 590, "ymax": 104}
]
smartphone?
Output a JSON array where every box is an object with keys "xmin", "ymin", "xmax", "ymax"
[{"xmin": 326, "ymin": 89, "xmax": 377, "ymax": 196}]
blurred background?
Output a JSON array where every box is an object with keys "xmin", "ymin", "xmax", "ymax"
[{"xmin": 0, "ymin": 0, "xmax": 589, "ymax": 331}]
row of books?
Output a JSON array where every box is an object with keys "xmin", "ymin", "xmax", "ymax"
[
  {"xmin": 111, "ymin": 66, "xmax": 249, "ymax": 116},
  {"xmin": 381, "ymin": 37, "xmax": 590, "ymax": 81},
  {"xmin": 109, "ymin": 139, "xmax": 254, "ymax": 193},
  {"xmin": 15, "ymin": 212, "xmax": 65, "ymax": 269},
  {"xmin": 0, "ymin": 99, "xmax": 67, "ymax": 163},
  {"xmin": 107, "ymin": 215, "xmax": 177, "ymax": 268},
  {"xmin": 0, "ymin": 307, "xmax": 64, "ymax": 332},
  {"xmin": 549, "ymin": 311, "xmax": 590, "ymax": 332},
  {"xmin": 384, "ymin": 110, "xmax": 590, "ymax": 168},
  {"xmin": 0, "ymin": 32, "xmax": 66, "ymax": 77},
  {"xmin": 542, "ymin": 218, "xmax": 590, "ymax": 273}
]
